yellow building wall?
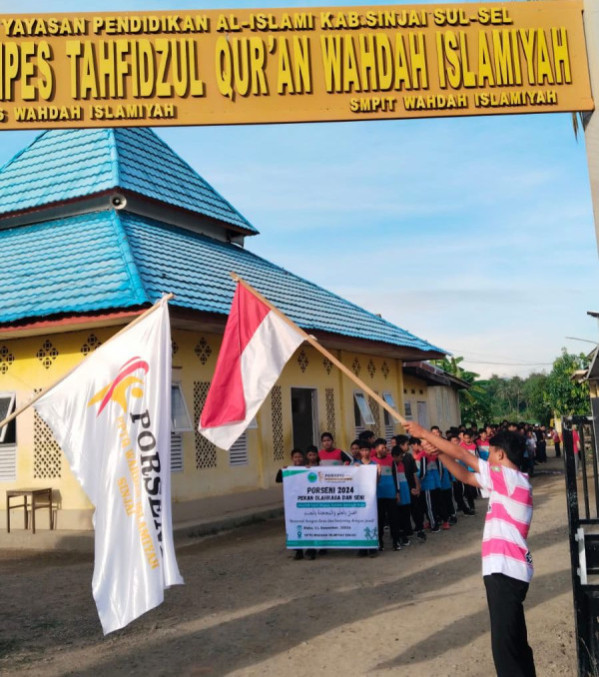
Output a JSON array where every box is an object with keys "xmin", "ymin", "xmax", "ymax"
[
  {"xmin": 402, "ymin": 374, "xmax": 430, "ymax": 427},
  {"xmin": 0, "ymin": 324, "xmax": 410, "ymax": 530},
  {"xmin": 0, "ymin": 328, "xmax": 117, "ymax": 528}
]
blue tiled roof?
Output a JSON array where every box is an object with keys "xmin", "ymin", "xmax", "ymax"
[
  {"xmin": 0, "ymin": 209, "xmax": 444, "ymax": 356},
  {"xmin": 0, "ymin": 212, "xmax": 148, "ymax": 322},
  {"xmin": 0, "ymin": 128, "xmax": 256, "ymax": 233}
]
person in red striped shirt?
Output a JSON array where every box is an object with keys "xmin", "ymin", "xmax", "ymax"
[{"xmin": 405, "ymin": 421, "xmax": 536, "ymax": 677}]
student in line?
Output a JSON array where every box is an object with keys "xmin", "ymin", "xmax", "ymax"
[
  {"xmin": 318, "ymin": 432, "xmax": 352, "ymax": 465},
  {"xmin": 354, "ymin": 439, "xmax": 378, "ymax": 558},
  {"xmin": 391, "ymin": 445, "xmax": 413, "ymax": 547},
  {"xmin": 306, "ymin": 445, "xmax": 320, "ymax": 467},
  {"xmin": 371, "ymin": 438, "xmax": 402, "ymax": 551},
  {"xmin": 276, "ymin": 449, "xmax": 315, "ymax": 561}
]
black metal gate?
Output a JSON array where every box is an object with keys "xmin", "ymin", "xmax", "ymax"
[{"xmin": 563, "ymin": 415, "xmax": 599, "ymax": 676}]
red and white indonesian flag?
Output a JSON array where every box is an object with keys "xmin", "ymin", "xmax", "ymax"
[
  {"xmin": 199, "ymin": 282, "xmax": 304, "ymax": 450},
  {"xmin": 34, "ymin": 299, "xmax": 183, "ymax": 634}
]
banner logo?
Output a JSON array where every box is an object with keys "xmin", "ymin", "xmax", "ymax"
[{"xmin": 88, "ymin": 357, "xmax": 149, "ymax": 415}]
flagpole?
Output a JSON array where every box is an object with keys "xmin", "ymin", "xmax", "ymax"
[
  {"xmin": 230, "ymin": 273, "xmax": 408, "ymax": 428},
  {"xmin": 0, "ymin": 293, "xmax": 174, "ymax": 431}
]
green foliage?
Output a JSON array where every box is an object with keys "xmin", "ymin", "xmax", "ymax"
[
  {"xmin": 544, "ymin": 349, "xmax": 590, "ymax": 417},
  {"xmin": 434, "ymin": 348, "xmax": 590, "ymax": 427},
  {"xmin": 433, "ymin": 357, "xmax": 492, "ymax": 425}
]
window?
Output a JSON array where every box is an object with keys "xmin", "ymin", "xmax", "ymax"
[
  {"xmin": 354, "ymin": 391, "xmax": 375, "ymax": 436},
  {"xmin": 404, "ymin": 401, "xmax": 413, "ymax": 420},
  {"xmin": 382, "ymin": 392, "xmax": 397, "ymax": 439},
  {"xmin": 229, "ymin": 432, "xmax": 249, "ymax": 466},
  {"xmin": 172, "ymin": 383, "xmax": 192, "ymax": 433},
  {"xmin": 171, "ymin": 384, "xmax": 192, "ymax": 473},
  {"xmin": 0, "ymin": 393, "xmax": 16, "ymax": 482},
  {"xmin": 354, "ymin": 391, "xmax": 375, "ymax": 425}
]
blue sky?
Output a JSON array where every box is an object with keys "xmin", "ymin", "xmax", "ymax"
[{"xmin": 1, "ymin": 0, "xmax": 597, "ymax": 378}]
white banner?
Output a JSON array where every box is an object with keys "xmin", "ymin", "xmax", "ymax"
[
  {"xmin": 283, "ymin": 465, "xmax": 378, "ymax": 549},
  {"xmin": 34, "ymin": 299, "xmax": 183, "ymax": 634}
]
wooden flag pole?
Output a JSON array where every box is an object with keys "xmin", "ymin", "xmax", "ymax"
[
  {"xmin": 230, "ymin": 273, "xmax": 408, "ymax": 428},
  {"xmin": 0, "ymin": 293, "xmax": 175, "ymax": 431}
]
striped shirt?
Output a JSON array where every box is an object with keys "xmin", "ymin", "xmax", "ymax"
[{"xmin": 475, "ymin": 459, "xmax": 533, "ymax": 583}]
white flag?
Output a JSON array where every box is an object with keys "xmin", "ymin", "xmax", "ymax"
[{"xmin": 34, "ymin": 299, "xmax": 183, "ymax": 634}]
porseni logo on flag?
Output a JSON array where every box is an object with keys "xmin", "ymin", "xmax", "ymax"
[
  {"xmin": 33, "ymin": 300, "xmax": 183, "ymax": 635},
  {"xmin": 87, "ymin": 357, "xmax": 150, "ymax": 415}
]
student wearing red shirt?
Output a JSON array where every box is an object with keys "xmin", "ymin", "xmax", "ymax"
[{"xmin": 318, "ymin": 432, "xmax": 351, "ymax": 466}]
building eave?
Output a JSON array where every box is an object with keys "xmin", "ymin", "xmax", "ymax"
[
  {"xmin": 403, "ymin": 360, "xmax": 471, "ymax": 389},
  {"xmin": 0, "ymin": 306, "xmax": 446, "ymax": 361}
]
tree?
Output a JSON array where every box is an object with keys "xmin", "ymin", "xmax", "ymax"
[
  {"xmin": 544, "ymin": 349, "xmax": 590, "ymax": 418},
  {"xmin": 434, "ymin": 357, "xmax": 492, "ymax": 426},
  {"xmin": 523, "ymin": 373, "xmax": 552, "ymax": 425}
]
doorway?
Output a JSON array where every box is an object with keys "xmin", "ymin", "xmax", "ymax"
[{"xmin": 291, "ymin": 388, "xmax": 318, "ymax": 452}]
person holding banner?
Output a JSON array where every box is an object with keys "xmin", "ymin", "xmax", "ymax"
[
  {"xmin": 276, "ymin": 449, "xmax": 316, "ymax": 561},
  {"xmin": 355, "ymin": 439, "xmax": 379, "ymax": 558}
]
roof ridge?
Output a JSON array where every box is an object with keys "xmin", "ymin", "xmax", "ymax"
[
  {"xmin": 140, "ymin": 128, "xmax": 254, "ymax": 230},
  {"xmin": 106, "ymin": 128, "xmax": 120, "ymax": 186},
  {"xmin": 108, "ymin": 210, "xmax": 149, "ymax": 305}
]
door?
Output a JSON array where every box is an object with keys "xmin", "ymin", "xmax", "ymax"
[{"xmin": 291, "ymin": 388, "xmax": 318, "ymax": 452}]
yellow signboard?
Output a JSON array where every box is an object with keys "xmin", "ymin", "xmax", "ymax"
[{"xmin": 0, "ymin": 2, "xmax": 592, "ymax": 129}]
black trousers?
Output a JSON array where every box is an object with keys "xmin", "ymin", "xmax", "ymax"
[
  {"xmin": 536, "ymin": 441, "xmax": 547, "ymax": 463},
  {"xmin": 441, "ymin": 487, "xmax": 456, "ymax": 518},
  {"xmin": 453, "ymin": 480, "xmax": 466, "ymax": 511},
  {"xmin": 419, "ymin": 489, "xmax": 438, "ymax": 529},
  {"xmin": 484, "ymin": 573, "xmax": 536, "ymax": 677},
  {"xmin": 454, "ymin": 481, "xmax": 476, "ymax": 511},
  {"xmin": 377, "ymin": 498, "xmax": 400, "ymax": 546},
  {"xmin": 410, "ymin": 496, "xmax": 424, "ymax": 531},
  {"xmin": 555, "ymin": 441, "xmax": 561, "ymax": 457},
  {"xmin": 397, "ymin": 503, "xmax": 412, "ymax": 540},
  {"xmin": 464, "ymin": 483, "xmax": 477, "ymax": 510}
]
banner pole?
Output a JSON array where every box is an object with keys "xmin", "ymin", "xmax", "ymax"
[
  {"xmin": 230, "ymin": 272, "xmax": 407, "ymax": 428},
  {"xmin": 0, "ymin": 293, "xmax": 174, "ymax": 431}
]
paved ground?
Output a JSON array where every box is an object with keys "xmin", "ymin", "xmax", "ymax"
[{"xmin": 0, "ymin": 455, "xmax": 577, "ymax": 676}]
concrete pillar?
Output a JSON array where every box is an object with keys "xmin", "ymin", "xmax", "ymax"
[{"xmin": 584, "ymin": 0, "xmax": 599, "ymax": 253}]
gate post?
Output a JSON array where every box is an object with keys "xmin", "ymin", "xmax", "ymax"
[
  {"xmin": 562, "ymin": 422, "xmax": 587, "ymax": 676},
  {"xmin": 583, "ymin": 0, "xmax": 599, "ymax": 252}
]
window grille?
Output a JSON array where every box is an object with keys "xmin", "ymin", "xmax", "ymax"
[
  {"xmin": 229, "ymin": 433, "xmax": 249, "ymax": 467},
  {"xmin": 171, "ymin": 432, "xmax": 183, "ymax": 473}
]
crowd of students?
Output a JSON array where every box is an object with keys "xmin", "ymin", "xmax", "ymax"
[
  {"xmin": 280, "ymin": 421, "xmax": 551, "ymax": 559},
  {"xmin": 279, "ymin": 424, "xmax": 538, "ymax": 675}
]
